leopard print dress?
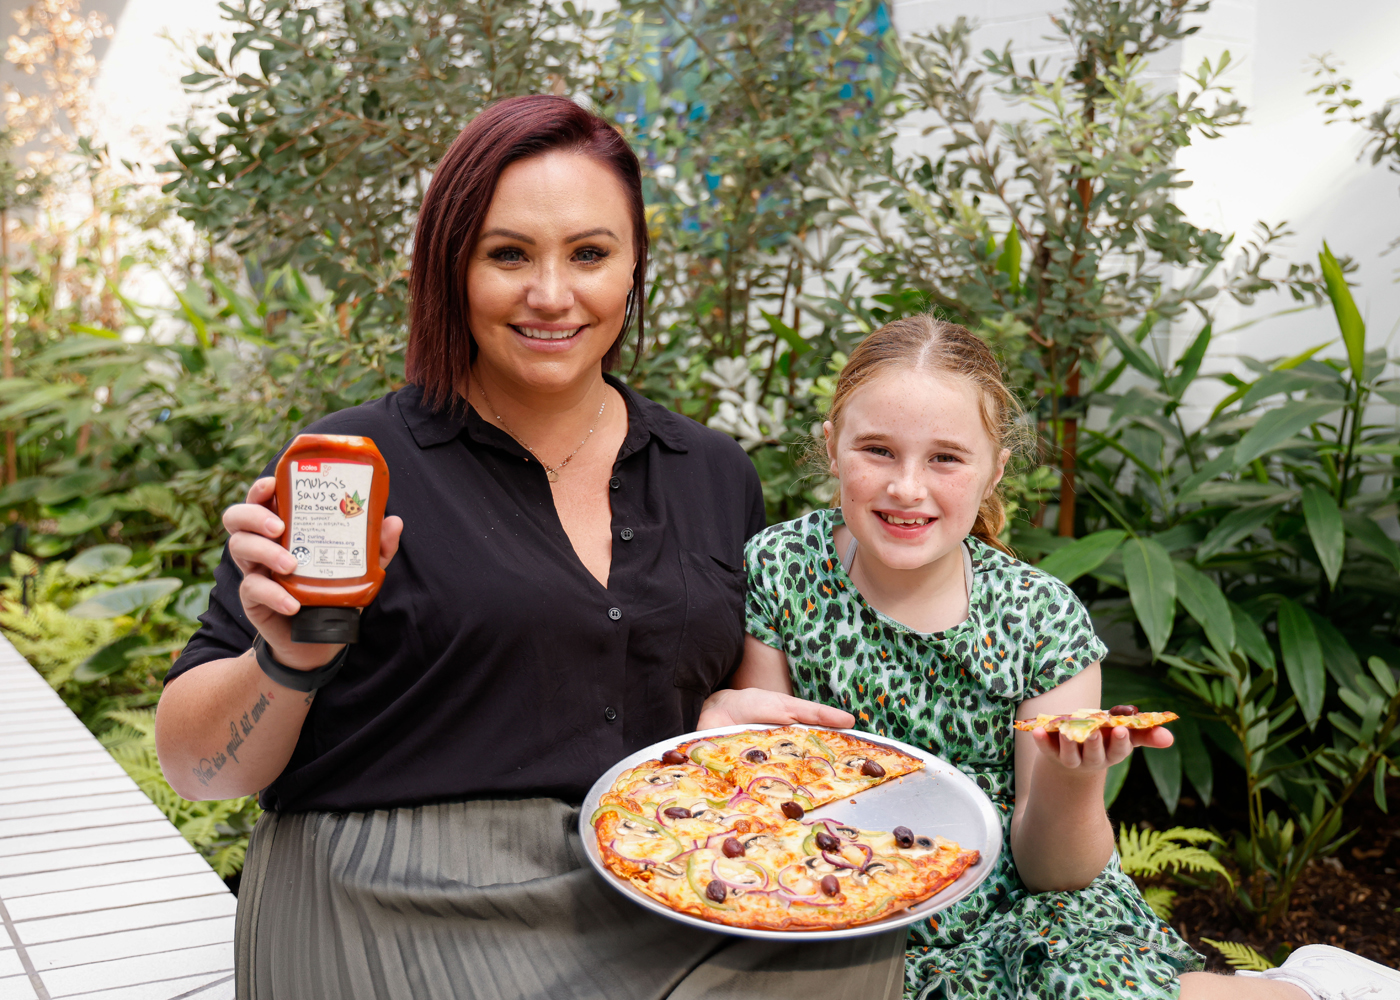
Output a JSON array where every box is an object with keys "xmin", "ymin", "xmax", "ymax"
[{"xmin": 744, "ymin": 510, "xmax": 1203, "ymax": 999}]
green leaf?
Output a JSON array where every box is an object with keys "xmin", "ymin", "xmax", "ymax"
[
  {"xmin": 1175, "ymin": 716, "xmax": 1214, "ymax": 806},
  {"xmin": 1035, "ymin": 529, "xmax": 1126, "ymax": 584},
  {"xmin": 995, "ymin": 225, "xmax": 1021, "ymax": 294},
  {"xmin": 1106, "ymin": 323, "xmax": 1162, "ymax": 381},
  {"xmin": 1174, "ymin": 449, "xmax": 1238, "ymax": 503},
  {"xmin": 1104, "ymin": 756, "xmax": 1131, "ymax": 809},
  {"xmin": 1277, "ymin": 598, "xmax": 1326, "ymax": 727},
  {"xmin": 1344, "ymin": 512, "xmax": 1400, "ymax": 573},
  {"xmin": 63, "ymin": 544, "xmax": 132, "ymax": 576},
  {"xmin": 1123, "ymin": 537, "xmax": 1176, "ymax": 659},
  {"xmin": 1174, "ymin": 561, "xmax": 1235, "ymax": 655},
  {"xmin": 68, "ymin": 578, "xmax": 183, "ymax": 618},
  {"xmin": 1234, "ymin": 401, "xmax": 1342, "ymax": 465},
  {"xmin": 762, "ymin": 311, "xmax": 810, "ymax": 356},
  {"xmin": 1319, "ymin": 242, "xmax": 1366, "ymax": 385},
  {"xmin": 1368, "ymin": 656, "xmax": 1397, "ymax": 698},
  {"xmin": 1301, "ymin": 484, "xmax": 1345, "ymax": 587},
  {"xmin": 1144, "ymin": 739, "xmax": 1182, "ymax": 814},
  {"xmin": 1196, "ymin": 503, "xmax": 1281, "ymax": 562},
  {"xmin": 1165, "ymin": 325, "xmax": 1211, "ymax": 400},
  {"xmin": 1231, "ymin": 603, "xmax": 1275, "ymax": 671},
  {"xmin": 1308, "ymin": 611, "xmax": 1363, "ymax": 689},
  {"xmin": 1202, "ymin": 939, "xmax": 1276, "ymax": 972},
  {"xmin": 174, "ymin": 582, "xmax": 215, "ymax": 622},
  {"xmin": 1376, "ymin": 760, "xmax": 1389, "ymax": 813},
  {"xmin": 73, "ymin": 633, "xmax": 150, "ymax": 682}
]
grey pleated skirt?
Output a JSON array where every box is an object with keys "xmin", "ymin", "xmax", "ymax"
[{"xmin": 235, "ymin": 797, "xmax": 906, "ymax": 1000}]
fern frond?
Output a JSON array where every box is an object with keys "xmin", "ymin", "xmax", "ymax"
[
  {"xmin": 1118, "ymin": 824, "xmax": 1232, "ymax": 886},
  {"xmin": 1141, "ymin": 885, "xmax": 1177, "ymax": 920},
  {"xmin": 103, "ymin": 708, "xmax": 158, "ymax": 737},
  {"xmin": 1201, "ymin": 939, "xmax": 1275, "ymax": 971}
]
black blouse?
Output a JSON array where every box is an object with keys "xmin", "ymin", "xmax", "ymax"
[{"xmin": 167, "ymin": 376, "xmax": 766, "ymax": 813}]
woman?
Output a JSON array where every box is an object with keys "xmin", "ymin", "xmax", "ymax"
[{"xmin": 155, "ymin": 95, "xmax": 901, "ymax": 1000}]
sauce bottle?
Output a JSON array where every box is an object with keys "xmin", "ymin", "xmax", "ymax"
[{"xmin": 271, "ymin": 434, "xmax": 390, "ymax": 644}]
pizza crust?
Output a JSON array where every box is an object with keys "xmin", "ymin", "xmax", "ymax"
[{"xmin": 1012, "ymin": 708, "xmax": 1178, "ymax": 742}]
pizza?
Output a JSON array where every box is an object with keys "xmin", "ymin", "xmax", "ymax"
[
  {"xmin": 591, "ymin": 725, "xmax": 980, "ymax": 932},
  {"xmin": 1013, "ymin": 705, "xmax": 1178, "ymax": 743}
]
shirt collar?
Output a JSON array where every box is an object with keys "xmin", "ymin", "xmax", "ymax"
[{"xmin": 395, "ymin": 374, "xmax": 691, "ymax": 454}]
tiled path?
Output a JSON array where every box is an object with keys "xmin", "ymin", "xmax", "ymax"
[{"xmin": 0, "ymin": 637, "xmax": 236, "ymax": 1000}]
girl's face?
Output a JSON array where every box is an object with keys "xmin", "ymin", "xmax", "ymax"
[
  {"xmin": 466, "ymin": 150, "xmax": 636, "ymax": 393},
  {"xmin": 825, "ymin": 368, "xmax": 1009, "ymax": 572}
]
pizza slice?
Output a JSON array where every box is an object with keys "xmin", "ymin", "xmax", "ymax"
[
  {"xmin": 678, "ymin": 726, "xmax": 925, "ymax": 816},
  {"xmin": 1013, "ymin": 705, "xmax": 1178, "ymax": 743},
  {"xmin": 625, "ymin": 815, "xmax": 979, "ymax": 931}
]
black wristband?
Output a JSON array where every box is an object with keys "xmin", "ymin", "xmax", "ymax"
[{"xmin": 253, "ymin": 634, "xmax": 349, "ymax": 692}]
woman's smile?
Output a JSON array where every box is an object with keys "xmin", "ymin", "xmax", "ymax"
[{"xmin": 510, "ymin": 321, "xmax": 589, "ymax": 350}]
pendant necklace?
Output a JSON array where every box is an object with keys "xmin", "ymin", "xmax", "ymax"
[{"xmin": 472, "ymin": 377, "xmax": 607, "ymax": 483}]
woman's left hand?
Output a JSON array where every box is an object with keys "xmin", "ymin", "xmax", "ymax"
[
  {"xmin": 698, "ymin": 688, "xmax": 856, "ymax": 731},
  {"xmin": 1030, "ymin": 723, "xmax": 1174, "ymax": 771}
]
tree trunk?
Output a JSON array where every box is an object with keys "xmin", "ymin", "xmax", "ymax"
[{"xmin": 1056, "ymin": 367, "xmax": 1079, "ymax": 538}]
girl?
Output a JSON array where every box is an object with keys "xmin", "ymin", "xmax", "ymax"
[{"xmin": 701, "ymin": 315, "xmax": 1397, "ymax": 999}]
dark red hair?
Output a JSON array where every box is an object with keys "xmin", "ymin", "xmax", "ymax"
[{"xmin": 406, "ymin": 95, "xmax": 648, "ymax": 411}]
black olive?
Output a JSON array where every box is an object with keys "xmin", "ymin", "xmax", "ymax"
[
  {"xmin": 820, "ymin": 874, "xmax": 840, "ymax": 897},
  {"xmin": 722, "ymin": 837, "xmax": 745, "ymax": 858},
  {"xmin": 780, "ymin": 801, "xmax": 805, "ymax": 820},
  {"xmin": 916, "ymin": 836, "xmax": 933, "ymax": 848},
  {"xmin": 661, "ymin": 749, "xmax": 687, "ymax": 766},
  {"xmin": 814, "ymin": 830, "xmax": 840, "ymax": 852},
  {"xmin": 861, "ymin": 759, "xmax": 886, "ymax": 778},
  {"xmin": 1109, "ymin": 704, "xmax": 1139, "ymax": 716},
  {"xmin": 663, "ymin": 806, "xmax": 692, "ymax": 820},
  {"xmin": 705, "ymin": 880, "xmax": 727, "ymax": 903},
  {"xmin": 743, "ymin": 748, "xmax": 768, "ymax": 763},
  {"xmin": 893, "ymin": 826, "xmax": 915, "ymax": 849}
]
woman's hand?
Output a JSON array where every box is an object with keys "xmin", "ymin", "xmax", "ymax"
[
  {"xmin": 1029, "ymin": 722, "xmax": 1174, "ymax": 772},
  {"xmin": 225, "ymin": 476, "xmax": 404, "ymax": 670},
  {"xmin": 697, "ymin": 688, "xmax": 856, "ymax": 731}
]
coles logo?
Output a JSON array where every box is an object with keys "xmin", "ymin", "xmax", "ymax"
[{"xmin": 297, "ymin": 461, "xmax": 321, "ymax": 472}]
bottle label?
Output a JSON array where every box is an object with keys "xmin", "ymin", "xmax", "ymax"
[{"xmin": 287, "ymin": 460, "xmax": 374, "ymax": 580}]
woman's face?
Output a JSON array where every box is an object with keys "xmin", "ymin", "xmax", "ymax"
[
  {"xmin": 825, "ymin": 368, "xmax": 1009, "ymax": 572},
  {"xmin": 466, "ymin": 150, "xmax": 636, "ymax": 394}
]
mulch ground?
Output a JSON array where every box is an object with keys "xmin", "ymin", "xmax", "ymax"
[{"xmin": 1109, "ymin": 764, "xmax": 1400, "ymax": 971}]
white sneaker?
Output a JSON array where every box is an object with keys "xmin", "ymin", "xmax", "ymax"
[{"xmin": 1235, "ymin": 944, "xmax": 1400, "ymax": 999}]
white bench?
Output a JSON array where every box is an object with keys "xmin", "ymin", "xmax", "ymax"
[{"xmin": 0, "ymin": 638, "xmax": 236, "ymax": 1000}]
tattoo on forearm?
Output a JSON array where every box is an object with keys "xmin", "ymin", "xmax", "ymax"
[{"xmin": 193, "ymin": 689, "xmax": 275, "ymax": 787}]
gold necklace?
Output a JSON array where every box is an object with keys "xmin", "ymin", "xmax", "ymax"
[{"xmin": 472, "ymin": 376, "xmax": 607, "ymax": 483}]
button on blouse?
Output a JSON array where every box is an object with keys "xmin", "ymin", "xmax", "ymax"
[{"xmin": 168, "ymin": 376, "xmax": 766, "ymax": 813}]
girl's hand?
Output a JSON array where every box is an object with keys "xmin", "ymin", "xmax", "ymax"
[
  {"xmin": 224, "ymin": 476, "xmax": 404, "ymax": 670},
  {"xmin": 1030, "ymin": 723, "xmax": 1174, "ymax": 771},
  {"xmin": 697, "ymin": 688, "xmax": 856, "ymax": 731}
]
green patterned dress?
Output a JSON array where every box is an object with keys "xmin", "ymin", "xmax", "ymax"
[{"xmin": 744, "ymin": 509, "xmax": 1202, "ymax": 999}]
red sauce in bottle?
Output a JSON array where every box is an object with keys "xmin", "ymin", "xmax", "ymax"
[{"xmin": 271, "ymin": 434, "xmax": 390, "ymax": 644}]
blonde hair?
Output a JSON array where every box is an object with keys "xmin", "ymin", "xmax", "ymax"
[{"xmin": 825, "ymin": 315, "xmax": 1023, "ymax": 555}]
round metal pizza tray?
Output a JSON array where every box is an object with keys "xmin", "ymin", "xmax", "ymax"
[{"xmin": 579, "ymin": 723, "xmax": 1003, "ymax": 940}]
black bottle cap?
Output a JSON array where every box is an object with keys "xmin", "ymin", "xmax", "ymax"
[{"xmin": 290, "ymin": 605, "xmax": 360, "ymax": 644}]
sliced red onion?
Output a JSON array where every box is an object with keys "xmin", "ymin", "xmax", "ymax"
[
  {"xmin": 710, "ymin": 858, "xmax": 769, "ymax": 891},
  {"xmin": 704, "ymin": 829, "xmax": 740, "ymax": 850},
  {"xmin": 747, "ymin": 775, "xmax": 795, "ymax": 795},
  {"xmin": 821, "ymin": 843, "xmax": 873, "ymax": 870},
  {"xmin": 806, "ymin": 756, "xmax": 837, "ymax": 777}
]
